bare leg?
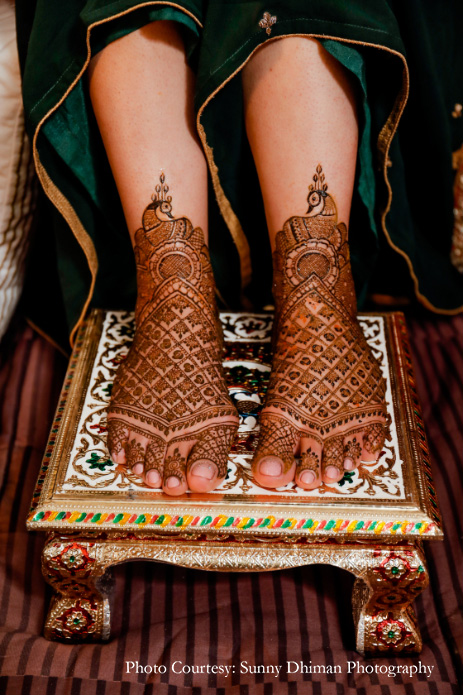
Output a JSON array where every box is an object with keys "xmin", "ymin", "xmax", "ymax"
[
  {"xmin": 242, "ymin": 38, "xmax": 387, "ymax": 490},
  {"xmin": 89, "ymin": 22, "xmax": 238, "ymax": 496}
]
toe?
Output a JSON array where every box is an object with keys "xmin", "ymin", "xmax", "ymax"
[
  {"xmin": 162, "ymin": 442, "xmax": 189, "ymax": 496},
  {"xmin": 252, "ymin": 415, "xmax": 298, "ymax": 488},
  {"xmin": 187, "ymin": 424, "xmax": 236, "ymax": 493},
  {"xmin": 143, "ymin": 437, "xmax": 166, "ymax": 488},
  {"xmin": 342, "ymin": 433, "xmax": 363, "ymax": 471},
  {"xmin": 125, "ymin": 433, "xmax": 149, "ymax": 473},
  {"xmin": 107, "ymin": 419, "xmax": 129, "ymax": 465},
  {"xmin": 321, "ymin": 436, "xmax": 345, "ymax": 484},
  {"xmin": 360, "ymin": 422, "xmax": 387, "ymax": 463},
  {"xmin": 296, "ymin": 438, "xmax": 322, "ymax": 489}
]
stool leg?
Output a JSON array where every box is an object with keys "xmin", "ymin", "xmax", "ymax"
[
  {"xmin": 352, "ymin": 544, "xmax": 429, "ymax": 655},
  {"xmin": 41, "ymin": 535, "xmax": 113, "ymax": 642}
]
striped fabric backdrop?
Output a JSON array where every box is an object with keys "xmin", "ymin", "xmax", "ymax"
[{"xmin": 0, "ymin": 316, "xmax": 461, "ymax": 695}]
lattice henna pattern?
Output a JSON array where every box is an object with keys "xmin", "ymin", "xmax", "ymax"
[
  {"xmin": 187, "ymin": 424, "xmax": 237, "ymax": 480},
  {"xmin": 253, "ymin": 414, "xmax": 300, "ymax": 474},
  {"xmin": 322, "ymin": 436, "xmax": 345, "ymax": 476},
  {"xmin": 261, "ymin": 164, "xmax": 388, "ymax": 445},
  {"xmin": 107, "ymin": 174, "xmax": 238, "ymax": 478}
]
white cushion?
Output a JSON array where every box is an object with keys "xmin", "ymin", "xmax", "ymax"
[{"xmin": 0, "ymin": 0, "xmax": 36, "ymax": 340}]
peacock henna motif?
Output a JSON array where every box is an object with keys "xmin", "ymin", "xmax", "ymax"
[
  {"xmin": 253, "ymin": 164, "xmax": 388, "ymax": 485},
  {"xmin": 264, "ymin": 164, "xmax": 388, "ymax": 440},
  {"xmin": 107, "ymin": 173, "xmax": 238, "ymax": 487}
]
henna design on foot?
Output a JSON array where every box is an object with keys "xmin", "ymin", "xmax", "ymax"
[
  {"xmin": 322, "ymin": 436, "xmax": 345, "ymax": 479},
  {"xmin": 297, "ymin": 447, "xmax": 321, "ymax": 486},
  {"xmin": 163, "ymin": 448, "xmax": 187, "ymax": 488},
  {"xmin": 344, "ymin": 438, "xmax": 362, "ymax": 461},
  {"xmin": 253, "ymin": 164, "xmax": 388, "ymax": 488},
  {"xmin": 187, "ymin": 424, "xmax": 237, "ymax": 480},
  {"xmin": 107, "ymin": 174, "xmax": 238, "ymax": 493},
  {"xmin": 125, "ymin": 438, "xmax": 146, "ymax": 468},
  {"xmin": 107, "ymin": 420, "xmax": 128, "ymax": 458},
  {"xmin": 363, "ymin": 422, "xmax": 387, "ymax": 454},
  {"xmin": 253, "ymin": 414, "xmax": 298, "ymax": 481}
]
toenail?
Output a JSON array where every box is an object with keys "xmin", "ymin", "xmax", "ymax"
[
  {"xmin": 325, "ymin": 465, "xmax": 340, "ymax": 479},
  {"xmin": 300, "ymin": 470, "xmax": 316, "ymax": 484},
  {"xmin": 146, "ymin": 470, "xmax": 161, "ymax": 485},
  {"xmin": 343, "ymin": 457, "xmax": 355, "ymax": 471},
  {"xmin": 259, "ymin": 458, "xmax": 282, "ymax": 477},
  {"xmin": 191, "ymin": 463, "xmax": 215, "ymax": 480},
  {"xmin": 132, "ymin": 463, "xmax": 144, "ymax": 475},
  {"xmin": 166, "ymin": 476, "xmax": 180, "ymax": 488}
]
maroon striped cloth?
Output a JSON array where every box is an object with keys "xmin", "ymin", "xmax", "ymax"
[{"xmin": 0, "ymin": 316, "xmax": 461, "ymax": 695}]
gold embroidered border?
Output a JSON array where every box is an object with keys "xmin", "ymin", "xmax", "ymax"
[
  {"xmin": 31, "ymin": 2, "xmax": 203, "ymax": 348},
  {"xmin": 197, "ymin": 32, "xmax": 463, "ymax": 315}
]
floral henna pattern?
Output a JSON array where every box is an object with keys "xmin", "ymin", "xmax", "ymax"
[
  {"xmin": 266, "ymin": 164, "xmax": 388, "ymax": 441},
  {"xmin": 299, "ymin": 448, "xmax": 320, "ymax": 476},
  {"xmin": 344, "ymin": 438, "xmax": 362, "ymax": 461},
  {"xmin": 109, "ymin": 173, "xmax": 236, "ymax": 434},
  {"xmin": 125, "ymin": 439, "xmax": 145, "ymax": 469},
  {"xmin": 163, "ymin": 448, "xmax": 187, "ymax": 486},
  {"xmin": 107, "ymin": 174, "xmax": 238, "ymax": 485}
]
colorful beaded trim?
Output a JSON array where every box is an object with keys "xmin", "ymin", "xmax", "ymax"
[{"xmin": 27, "ymin": 509, "xmax": 436, "ymax": 536}]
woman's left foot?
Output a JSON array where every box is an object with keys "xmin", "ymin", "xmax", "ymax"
[{"xmin": 253, "ymin": 165, "xmax": 388, "ymax": 490}]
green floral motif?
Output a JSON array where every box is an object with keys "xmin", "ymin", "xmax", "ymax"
[
  {"xmin": 85, "ymin": 452, "xmax": 114, "ymax": 471},
  {"xmin": 102, "ymin": 383, "xmax": 113, "ymax": 396},
  {"xmin": 338, "ymin": 471, "xmax": 355, "ymax": 487}
]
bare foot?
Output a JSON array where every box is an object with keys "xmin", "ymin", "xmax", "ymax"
[
  {"xmin": 253, "ymin": 165, "xmax": 388, "ymax": 490},
  {"xmin": 107, "ymin": 174, "xmax": 238, "ymax": 495}
]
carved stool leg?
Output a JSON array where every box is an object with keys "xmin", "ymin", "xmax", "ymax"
[
  {"xmin": 41, "ymin": 535, "xmax": 114, "ymax": 642},
  {"xmin": 352, "ymin": 543, "xmax": 429, "ymax": 655}
]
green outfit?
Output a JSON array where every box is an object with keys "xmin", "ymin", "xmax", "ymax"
[{"xmin": 16, "ymin": 0, "xmax": 463, "ymax": 349}]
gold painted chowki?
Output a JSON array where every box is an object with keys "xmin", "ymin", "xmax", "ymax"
[{"xmin": 27, "ymin": 309, "xmax": 442, "ymax": 655}]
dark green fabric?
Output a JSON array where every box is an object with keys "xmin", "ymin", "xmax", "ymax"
[
  {"xmin": 17, "ymin": 1, "xmax": 204, "ymax": 335},
  {"xmin": 16, "ymin": 0, "xmax": 463, "ymax": 347}
]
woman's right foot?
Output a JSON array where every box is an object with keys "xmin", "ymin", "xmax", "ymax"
[{"xmin": 107, "ymin": 174, "xmax": 238, "ymax": 496}]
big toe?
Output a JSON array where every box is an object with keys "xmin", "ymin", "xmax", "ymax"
[
  {"xmin": 252, "ymin": 415, "xmax": 298, "ymax": 488},
  {"xmin": 187, "ymin": 424, "xmax": 236, "ymax": 493}
]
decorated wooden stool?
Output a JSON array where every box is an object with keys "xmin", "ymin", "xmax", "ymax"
[{"xmin": 27, "ymin": 310, "xmax": 442, "ymax": 654}]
